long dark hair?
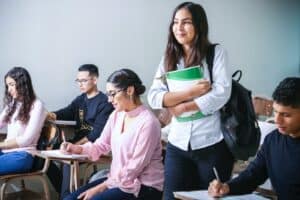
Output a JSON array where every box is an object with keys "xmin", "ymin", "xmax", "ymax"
[
  {"xmin": 164, "ymin": 2, "xmax": 211, "ymax": 72},
  {"xmin": 107, "ymin": 68, "xmax": 145, "ymax": 102},
  {"xmin": 3, "ymin": 67, "xmax": 36, "ymax": 124}
]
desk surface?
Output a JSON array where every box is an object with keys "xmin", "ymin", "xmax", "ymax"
[{"xmin": 52, "ymin": 120, "xmax": 76, "ymax": 126}]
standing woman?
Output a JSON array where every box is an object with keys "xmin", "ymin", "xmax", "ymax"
[
  {"xmin": 148, "ymin": 2, "xmax": 234, "ymax": 199},
  {"xmin": 0, "ymin": 67, "xmax": 47, "ymax": 175},
  {"xmin": 63, "ymin": 68, "xmax": 164, "ymax": 200}
]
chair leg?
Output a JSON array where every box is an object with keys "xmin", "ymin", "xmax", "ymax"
[
  {"xmin": 0, "ymin": 182, "xmax": 8, "ymax": 200},
  {"xmin": 38, "ymin": 175, "xmax": 50, "ymax": 200},
  {"xmin": 20, "ymin": 179, "xmax": 26, "ymax": 190}
]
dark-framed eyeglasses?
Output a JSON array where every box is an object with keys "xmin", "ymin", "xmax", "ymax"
[
  {"xmin": 105, "ymin": 89, "xmax": 124, "ymax": 98},
  {"xmin": 75, "ymin": 78, "xmax": 92, "ymax": 84}
]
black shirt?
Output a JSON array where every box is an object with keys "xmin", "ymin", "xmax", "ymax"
[
  {"xmin": 228, "ymin": 129, "xmax": 300, "ymax": 199},
  {"xmin": 54, "ymin": 92, "xmax": 114, "ymax": 142}
]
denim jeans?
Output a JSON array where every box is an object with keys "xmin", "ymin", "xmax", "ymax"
[
  {"xmin": 163, "ymin": 140, "xmax": 234, "ymax": 200},
  {"xmin": 0, "ymin": 150, "xmax": 34, "ymax": 175},
  {"xmin": 64, "ymin": 177, "xmax": 162, "ymax": 200}
]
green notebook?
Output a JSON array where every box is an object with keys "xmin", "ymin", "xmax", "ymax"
[{"xmin": 166, "ymin": 66, "xmax": 205, "ymax": 122}]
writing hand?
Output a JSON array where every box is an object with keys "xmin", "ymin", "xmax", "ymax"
[{"xmin": 208, "ymin": 179, "xmax": 230, "ymax": 197}]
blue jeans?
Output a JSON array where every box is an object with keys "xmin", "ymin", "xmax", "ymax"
[
  {"xmin": 0, "ymin": 151, "xmax": 34, "ymax": 175},
  {"xmin": 163, "ymin": 140, "xmax": 234, "ymax": 200},
  {"xmin": 64, "ymin": 177, "xmax": 162, "ymax": 200}
]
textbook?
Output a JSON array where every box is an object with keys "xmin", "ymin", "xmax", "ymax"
[
  {"xmin": 173, "ymin": 190, "xmax": 268, "ymax": 200},
  {"xmin": 165, "ymin": 66, "xmax": 205, "ymax": 122}
]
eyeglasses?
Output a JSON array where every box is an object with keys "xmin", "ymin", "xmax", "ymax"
[
  {"xmin": 105, "ymin": 89, "xmax": 124, "ymax": 98},
  {"xmin": 75, "ymin": 78, "xmax": 92, "ymax": 84}
]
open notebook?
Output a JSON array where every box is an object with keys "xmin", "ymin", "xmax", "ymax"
[
  {"xmin": 40, "ymin": 149, "xmax": 88, "ymax": 159},
  {"xmin": 174, "ymin": 190, "xmax": 268, "ymax": 200}
]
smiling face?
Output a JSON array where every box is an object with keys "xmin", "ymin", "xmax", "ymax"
[
  {"xmin": 172, "ymin": 8, "xmax": 195, "ymax": 49},
  {"xmin": 6, "ymin": 76, "xmax": 18, "ymax": 99},
  {"xmin": 273, "ymin": 102, "xmax": 300, "ymax": 138},
  {"xmin": 106, "ymin": 82, "xmax": 130, "ymax": 112}
]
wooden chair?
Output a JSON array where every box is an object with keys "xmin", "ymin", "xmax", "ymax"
[{"xmin": 0, "ymin": 120, "xmax": 60, "ymax": 200}]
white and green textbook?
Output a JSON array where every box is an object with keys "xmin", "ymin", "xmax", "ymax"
[{"xmin": 165, "ymin": 66, "xmax": 205, "ymax": 122}]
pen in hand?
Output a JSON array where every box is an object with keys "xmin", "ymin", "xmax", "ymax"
[{"xmin": 213, "ymin": 166, "xmax": 220, "ymax": 181}]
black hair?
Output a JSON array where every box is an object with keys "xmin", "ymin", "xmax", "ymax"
[
  {"xmin": 3, "ymin": 66, "xmax": 36, "ymax": 124},
  {"xmin": 78, "ymin": 64, "xmax": 99, "ymax": 77},
  {"xmin": 107, "ymin": 68, "xmax": 146, "ymax": 96},
  {"xmin": 164, "ymin": 1, "xmax": 210, "ymax": 72},
  {"xmin": 272, "ymin": 77, "xmax": 300, "ymax": 108}
]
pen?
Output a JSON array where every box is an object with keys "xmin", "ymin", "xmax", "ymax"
[
  {"xmin": 213, "ymin": 166, "xmax": 220, "ymax": 181},
  {"xmin": 61, "ymin": 130, "xmax": 66, "ymax": 143}
]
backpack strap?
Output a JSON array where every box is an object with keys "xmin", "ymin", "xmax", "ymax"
[
  {"xmin": 206, "ymin": 44, "xmax": 218, "ymax": 82},
  {"xmin": 232, "ymin": 70, "xmax": 242, "ymax": 82},
  {"xmin": 206, "ymin": 44, "xmax": 243, "ymax": 83}
]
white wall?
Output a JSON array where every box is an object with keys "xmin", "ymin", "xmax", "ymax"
[{"xmin": 0, "ymin": 0, "xmax": 299, "ymax": 110}]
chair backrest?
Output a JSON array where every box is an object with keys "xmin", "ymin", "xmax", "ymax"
[{"xmin": 37, "ymin": 121, "xmax": 62, "ymax": 150}]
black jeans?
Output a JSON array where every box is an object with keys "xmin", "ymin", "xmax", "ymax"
[{"xmin": 163, "ymin": 140, "xmax": 234, "ymax": 200}]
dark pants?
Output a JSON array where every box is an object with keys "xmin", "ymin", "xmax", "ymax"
[
  {"xmin": 64, "ymin": 177, "xmax": 162, "ymax": 200},
  {"xmin": 163, "ymin": 140, "xmax": 234, "ymax": 200},
  {"xmin": 46, "ymin": 161, "xmax": 62, "ymax": 194},
  {"xmin": 60, "ymin": 164, "xmax": 71, "ymax": 199}
]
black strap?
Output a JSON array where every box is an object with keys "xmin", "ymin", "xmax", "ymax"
[
  {"xmin": 232, "ymin": 70, "xmax": 242, "ymax": 82},
  {"xmin": 206, "ymin": 44, "xmax": 218, "ymax": 83},
  {"xmin": 206, "ymin": 44, "xmax": 242, "ymax": 83}
]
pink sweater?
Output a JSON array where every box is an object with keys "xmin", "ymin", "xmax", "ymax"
[{"xmin": 81, "ymin": 105, "xmax": 164, "ymax": 196}]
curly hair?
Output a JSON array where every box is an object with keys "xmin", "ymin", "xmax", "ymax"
[
  {"xmin": 3, "ymin": 67, "xmax": 36, "ymax": 124},
  {"xmin": 164, "ymin": 2, "xmax": 211, "ymax": 72},
  {"xmin": 272, "ymin": 77, "xmax": 300, "ymax": 108}
]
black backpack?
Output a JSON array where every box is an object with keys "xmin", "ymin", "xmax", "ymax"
[{"xmin": 206, "ymin": 44, "xmax": 261, "ymax": 161}]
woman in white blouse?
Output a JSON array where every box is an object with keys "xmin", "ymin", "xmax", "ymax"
[
  {"xmin": 0, "ymin": 67, "xmax": 46, "ymax": 175},
  {"xmin": 147, "ymin": 2, "xmax": 234, "ymax": 199}
]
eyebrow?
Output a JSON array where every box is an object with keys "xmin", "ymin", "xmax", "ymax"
[{"xmin": 174, "ymin": 17, "xmax": 192, "ymax": 21}]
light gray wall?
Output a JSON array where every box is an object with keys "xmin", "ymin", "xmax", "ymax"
[{"xmin": 0, "ymin": 0, "xmax": 299, "ymax": 110}]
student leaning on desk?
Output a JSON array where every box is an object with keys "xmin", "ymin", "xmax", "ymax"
[
  {"xmin": 46, "ymin": 64, "xmax": 114, "ymax": 199},
  {"xmin": 0, "ymin": 67, "xmax": 46, "ymax": 175},
  {"xmin": 61, "ymin": 68, "xmax": 164, "ymax": 200},
  {"xmin": 208, "ymin": 77, "xmax": 300, "ymax": 200}
]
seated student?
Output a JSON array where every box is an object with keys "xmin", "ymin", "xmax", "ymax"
[
  {"xmin": 62, "ymin": 68, "xmax": 164, "ymax": 200},
  {"xmin": 208, "ymin": 77, "xmax": 300, "ymax": 199},
  {"xmin": 0, "ymin": 67, "xmax": 46, "ymax": 175},
  {"xmin": 47, "ymin": 64, "xmax": 114, "ymax": 199}
]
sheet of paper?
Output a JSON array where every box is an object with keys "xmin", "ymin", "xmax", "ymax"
[
  {"xmin": 40, "ymin": 150, "xmax": 88, "ymax": 159},
  {"xmin": 174, "ymin": 190, "xmax": 268, "ymax": 200}
]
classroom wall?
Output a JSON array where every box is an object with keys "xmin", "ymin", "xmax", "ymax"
[{"xmin": 0, "ymin": 0, "xmax": 299, "ymax": 110}]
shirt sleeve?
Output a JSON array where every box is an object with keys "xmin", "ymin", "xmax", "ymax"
[
  {"xmin": 147, "ymin": 57, "xmax": 168, "ymax": 109},
  {"xmin": 107, "ymin": 117, "xmax": 161, "ymax": 191},
  {"xmin": 54, "ymin": 98, "xmax": 78, "ymax": 120},
  {"xmin": 194, "ymin": 45, "xmax": 232, "ymax": 115},
  {"xmin": 86, "ymin": 101, "xmax": 114, "ymax": 142},
  {"xmin": 227, "ymin": 140, "xmax": 269, "ymax": 195},
  {"xmin": 15, "ymin": 100, "xmax": 47, "ymax": 147},
  {"xmin": 81, "ymin": 112, "xmax": 115, "ymax": 161},
  {"xmin": 0, "ymin": 107, "xmax": 8, "ymax": 129}
]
